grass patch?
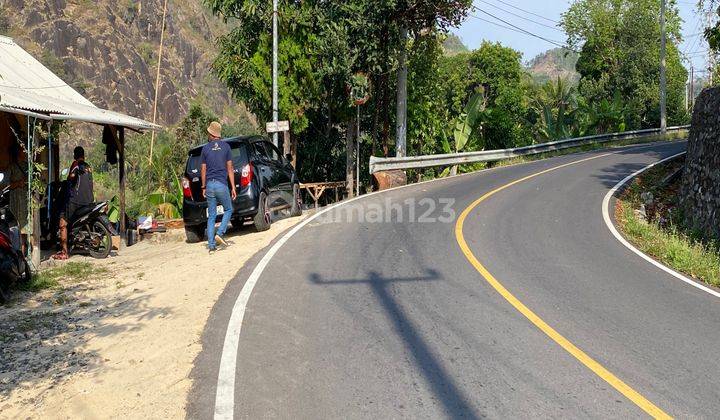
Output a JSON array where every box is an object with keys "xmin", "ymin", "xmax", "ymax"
[
  {"xmin": 21, "ymin": 262, "xmax": 108, "ymax": 292},
  {"xmin": 615, "ymin": 159, "xmax": 720, "ymax": 287}
]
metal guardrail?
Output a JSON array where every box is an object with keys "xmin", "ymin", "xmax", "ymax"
[{"xmin": 369, "ymin": 126, "xmax": 690, "ymax": 174}]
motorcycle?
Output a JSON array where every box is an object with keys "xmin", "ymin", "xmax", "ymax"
[
  {"xmin": 0, "ymin": 173, "xmax": 31, "ymax": 303},
  {"xmin": 66, "ymin": 201, "xmax": 116, "ymax": 259}
]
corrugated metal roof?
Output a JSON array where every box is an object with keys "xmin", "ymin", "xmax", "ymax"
[{"xmin": 0, "ymin": 35, "xmax": 160, "ymax": 131}]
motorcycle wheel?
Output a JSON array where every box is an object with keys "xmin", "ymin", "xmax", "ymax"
[{"xmin": 88, "ymin": 220, "xmax": 112, "ymax": 259}]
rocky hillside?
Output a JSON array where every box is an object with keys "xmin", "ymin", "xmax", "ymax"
[
  {"xmin": 442, "ymin": 33, "xmax": 469, "ymax": 56},
  {"xmin": 0, "ymin": 0, "xmax": 250, "ymax": 127},
  {"xmin": 527, "ymin": 48, "xmax": 580, "ymax": 85}
]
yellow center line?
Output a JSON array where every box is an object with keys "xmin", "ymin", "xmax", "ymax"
[{"xmin": 454, "ymin": 153, "xmax": 672, "ymax": 419}]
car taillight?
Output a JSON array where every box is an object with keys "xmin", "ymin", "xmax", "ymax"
[
  {"xmin": 240, "ymin": 164, "xmax": 253, "ymax": 187},
  {"xmin": 182, "ymin": 177, "xmax": 192, "ymax": 198},
  {"xmin": 0, "ymin": 232, "xmax": 11, "ymax": 250}
]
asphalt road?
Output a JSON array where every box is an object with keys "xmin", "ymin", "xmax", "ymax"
[{"xmin": 188, "ymin": 141, "xmax": 720, "ymax": 419}]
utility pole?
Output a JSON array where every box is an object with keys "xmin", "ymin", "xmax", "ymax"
[
  {"xmin": 685, "ymin": 76, "xmax": 690, "ymax": 111},
  {"xmin": 149, "ymin": 0, "xmax": 168, "ymax": 164},
  {"xmin": 272, "ymin": 0, "xmax": 279, "ymax": 148},
  {"xmin": 395, "ymin": 27, "xmax": 407, "ymax": 157},
  {"xmin": 690, "ymin": 65, "xmax": 694, "ymax": 111},
  {"xmin": 659, "ymin": 0, "xmax": 667, "ymax": 133},
  {"xmin": 356, "ymin": 105, "xmax": 360, "ymax": 197}
]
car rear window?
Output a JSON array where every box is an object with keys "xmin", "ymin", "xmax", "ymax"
[{"xmin": 186, "ymin": 141, "xmax": 249, "ymax": 175}]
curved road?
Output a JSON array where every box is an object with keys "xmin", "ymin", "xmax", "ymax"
[{"xmin": 189, "ymin": 141, "xmax": 720, "ymax": 419}]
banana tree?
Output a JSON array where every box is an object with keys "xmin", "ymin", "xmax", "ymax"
[
  {"xmin": 579, "ymin": 92, "xmax": 626, "ymax": 135},
  {"xmin": 146, "ymin": 172, "xmax": 184, "ymax": 219},
  {"xmin": 441, "ymin": 88, "xmax": 487, "ymax": 176}
]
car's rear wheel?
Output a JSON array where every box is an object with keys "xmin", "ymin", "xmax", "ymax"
[
  {"xmin": 253, "ymin": 191, "xmax": 272, "ymax": 232},
  {"xmin": 290, "ymin": 183, "xmax": 303, "ymax": 217},
  {"xmin": 185, "ymin": 224, "xmax": 205, "ymax": 243}
]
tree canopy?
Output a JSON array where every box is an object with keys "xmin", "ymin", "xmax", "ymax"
[
  {"xmin": 200, "ymin": 0, "xmax": 692, "ymax": 186},
  {"xmin": 562, "ymin": 0, "xmax": 688, "ymax": 128}
]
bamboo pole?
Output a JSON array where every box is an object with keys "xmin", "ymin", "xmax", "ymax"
[
  {"xmin": 119, "ymin": 127, "xmax": 126, "ymax": 249},
  {"xmin": 149, "ymin": 0, "xmax": 168, "ymax": 164}
]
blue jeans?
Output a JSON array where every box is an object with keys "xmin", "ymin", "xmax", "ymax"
[{"xmin": 206, "ymin": 180, "xmax": 233, "ymax": 248}]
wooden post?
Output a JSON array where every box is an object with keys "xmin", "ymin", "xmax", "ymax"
[
  {"xmin": 283, "ymin": 130, "xmax": 297, "ymax": 168},
  {"xmin": 118, "ymin": 126, "xmax": 126, "ymax": 249},
  {"xmin": 345, "ymin": 124, "xmax": 355, "ymax": 198},
  {"xmin": 291, "ymin": 136, "xmax": 297, "ymax": 169},
  {"xmin": 30, "ymin": 120, "xmax": 40, "ymax": 268},
  {"xmin": 282, "ymin": 131, "xmax": 290, "ymax": 156}
]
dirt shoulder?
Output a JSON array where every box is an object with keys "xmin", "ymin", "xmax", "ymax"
[{"xmin": 0, "ymin": 215, "xmax": 305, "ymax": 419}]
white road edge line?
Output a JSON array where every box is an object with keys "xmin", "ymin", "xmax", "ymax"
[
  {"xmin": 601, "ymin": 152, "xmax": 720, "ymax": 299},
  {"xmin": 213, "ymin": 172, "xmax": 471, "ymax": 419},
  {"xmin": 213, "ymin": 141, "xmax": 684, "ymax": 419}
]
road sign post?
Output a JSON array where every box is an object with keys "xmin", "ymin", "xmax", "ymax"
[{"xmin": 266, "ymin": 120, "xmax": 294, "ymax": 167}]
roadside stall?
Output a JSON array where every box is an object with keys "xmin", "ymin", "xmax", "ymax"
[{"xmin": 0, "ymin": 35, "xmax": 160, "ymax": 268}]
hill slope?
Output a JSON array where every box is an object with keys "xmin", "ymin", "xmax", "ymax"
[
  {"xmin": 527, "ymin": 48, "xmax": 580, "ymax": 85},
  {"xmin": 0, "ymin": 0, "xmax": 248, "ymax": 126},
  {"xmin": 443, "ymin": 33, "xmax": 469, "ymax": 56}
]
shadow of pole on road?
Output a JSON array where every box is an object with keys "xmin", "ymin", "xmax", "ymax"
[{"xmin": 310, "ymin": 269, "xmax": 481, "ymax": 419}]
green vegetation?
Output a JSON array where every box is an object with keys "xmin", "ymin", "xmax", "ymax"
[
  {"xmin": 202, "ymin": 0, "xmax": 691, "ymax": 187},
  {"xmin": 703, "ymin": 1, "xmax": 720, "ymax": 53},
  {"xmin": 562, "ymin": 0, "xmax": 689, "ymax": 127},
  {"xmin": 23, "ymin": 262, "xmax": 108, "ymax": 292},
  {"xmin": 616, "ymin": 161, "xmax": 720, "ymax": 286},
  {"xmin": 136, "ymin": 42, "xmax": 156, "ymax": 67},
  {"xmin": 206, "ymin": 0, "xmax": 473, "ymax": 184}
]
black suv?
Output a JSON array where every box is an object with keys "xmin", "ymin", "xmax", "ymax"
[{"xmin": 182, "ymin": 136, "xmax": 302, "ymax": 242}]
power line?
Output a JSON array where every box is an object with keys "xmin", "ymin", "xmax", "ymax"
[
  {"xmin": 488, "ymin": 0, "xmax": 560, "ymax": 24},
  {"xmin": 467, "ymin": 12, "xmax": 569, "ymax": 50},
  {"xmin": 476, "ymin": 0, "xmax": 564, "ymax": 32},
  {"xmin": 683, "ymin": 18, "xmax": 703, "ymax": 54},
  {"xmin": 468, "ymin": 13, "xmax": 530, "ymax": 33},
  {"xmin": 470, "ymin": 7, "xmax": 577, "ymax": 52}
]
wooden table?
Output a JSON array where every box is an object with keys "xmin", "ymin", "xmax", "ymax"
[{"xmin": 300, "ymin": 182, "xmax": 347, "ymax": 209}]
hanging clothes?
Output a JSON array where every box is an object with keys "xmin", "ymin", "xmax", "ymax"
[{"xmin": 102, "ymin": 125, "xmax": 118, "ymax": 164}]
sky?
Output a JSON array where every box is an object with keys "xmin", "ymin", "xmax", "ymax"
[{"xmin": 451, "ymin": 0, "xmax": 714, "ymax": 80}]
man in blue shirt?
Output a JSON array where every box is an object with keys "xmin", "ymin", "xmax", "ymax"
[{"xmin": 201, "ymin": 121, "xmax": 237, "ymax": 253}]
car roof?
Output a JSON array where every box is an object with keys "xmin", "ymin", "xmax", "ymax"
[{"xmin": 188, "ymin": 135, "xmax": 265, "ymax": 155}]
